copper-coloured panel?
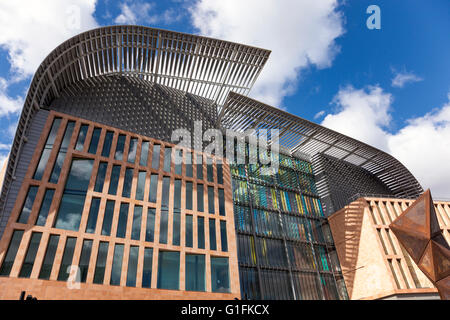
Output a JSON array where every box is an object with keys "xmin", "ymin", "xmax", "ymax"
[
  {"xmin": 390, "ymin": 224, "xmax": 429, "ymax": 262},
  {"xmin": 435, "ymin": 276, "xmax": 450, "ymax": 300},
  {"xmin": 430, "ymin": 240, "xmax": 450, "ymax": 281},
  {"xmin": 418, "ymin": 241, "xmax": 436, "ymax": 281}
]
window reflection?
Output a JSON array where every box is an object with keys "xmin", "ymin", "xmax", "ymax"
[
  {"xmin": 148, "ymin": 174, "xmax": 158, "ymax": 203},
  {"xmin": 75, "ymin": 124, "xmax": 89, "ymax": 151},
  {"xmin": 108, "ymin": 165, "xmax": 121, "ymax": 195},
  {"xmin": 114, "ymin": 134, "xmax": 126, "ymax": 160},
  {"xmin": 131, "ymin": 205, "xmax": 142, "ymax": 241},
  {"xmin": 185, "ymin": 254, "xmax": 205, "ymax": 292},
  {"xmin": 151, "ymin": 144, "xmax": 160, "ymax": 169},
  {"xmin": 211, "ymin": 257, "xmax": 230, "ymax": 293},
  {"xmin": 101, "ymin": 200, "xmax": 115, "ymax": 236},
  {"xmin": 126, "ymin": 246, "xmax": 139, "ymax": 287},
  {"xmin": 157, "ymin": 251, "xmax": 179, "ymax": 290},
  {"xmin": 35, "ymin": 189, "xmax": 55, "ymax": 226},
  {"xmin": 38, "ymin": 234, "xmax": 60, "ymax": 280},
  {"xmin": 163, "ymin": 147, "xmax": 172, "ymax": 172},
  {"xmin": 197, "ymin": 216, "xmax": 205, "ymax": 249},
  {"xmin": 17, "ymin": 186, "xmax": 38, "ymax": 224},
  {"xmin": 57, "ymin": 237, "xmax": 76, "ymax": 281},
  {"xmin": 101, "ymin": 131, "xmax": 114, "ymax": 158},
  {"xmin": 19, "ymin": 232, "xmax": 42, "ymax": 278},
  {"xmin": 93, "ymin": 241, "xmax": 109, "ymax": 284},
  {"xmin": 185, "ymin": 215, "xmax": 193, "ymax": 248},
  {"xmin": 145, "ymin": 208, "xmax": 155, "ymax": 242},
  {"xmin": 78, "ymin": 239, "xmax": 93, "ymax": 283},
  {"xmin": 88, "ymin": 127, "xmax": 102, "ymax": 155},
  {"xmin": 140, "ymin": 141, "xmax": 149, "ymax": 166},
  {"xmin": 94, "ymin": 162, "xmax": 108, "ymax": 193},
  {"xmin": 122, "ymin": 168, "xmax": 133, "ymax": 198},
  {"xmin": 85, "ymin": 198, "xmax": 101, "ymax": 233},
  {"xmin": 110, "ymin": 244, "xmax": 124, "ymax": 286},
  {"xmin": 116, "ymin": 203, "xmax": 129, "ymax": 238},
  {"xmin": 142, "ymin": 248, "xmax": 153, "ymax": 288},
  {"xmin": 127, "ymin": 138, "xmax": 138, "ymax": 163},
  {"xmin": 33, "ymin": 118, "xmax": 61, "ymax": 181},
  {"xmin": 0, "ymin": 230, "xmax": 24, "ymax": 276}
]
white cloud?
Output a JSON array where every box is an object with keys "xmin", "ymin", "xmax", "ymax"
[
  {"xmin": 314, "ymin": 110, "xmax": 326, "ymax": 120},
  {"xmin": 114, "ymin": 1, "xmax": 182, "ymax": 26},
  {"xmin": 391, "ymin": 70, "xmax": 423, "ymax": 88},
  {"xmin": 189, "ymin": 0, "xmax": 344, "ymax": 106},
  {"xmin": 0, "ymin": 78, "xmax": 23, "ymax": 116},
  {"xmin": 321, "ymin": 86, "xmax": 450, "ymax": 198},
  {"xmin": 0, "ymin": 0, "xmax": 98, "ymax": 81}
]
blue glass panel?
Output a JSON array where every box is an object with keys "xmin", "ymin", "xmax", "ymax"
[
  {"xmin": 88, "ymin": 127, "xmax": 102, "ymax": 154},
  {"xmin": 126, "ymin": 246, "xmax": 139, "ymax": 287},
  {"xmin": 57, "ymin": 237, "xmax": 76, "ymax": 281},
  {"xmin": 185, "ymin": 254, "xmax": 205, "ymax": 291},
  {"xmin": 33, "ymin": 118, "xmax": 61, "ymax": 180},
  {"xmin": 136, "ymin": 171, "xmax": 146, "ymax": 201},
  {"xmin": 94, "ymin": 162, "xmax": 108, "ymax": 193},
  {"xmin": 114, "ymin": 134, "xmax": 126, "ymax": 160},
  {"xmin": 17, "ymin": 186, "xmax": 39, "ymax": 224},
  {"xmin": 49, "ymin": 121, "xmax": 75, "ymax": 184},
  {"xmin": 35, "ymin": 189, "xmax": 55, "ymax": 226},
  {"xmin": 77, "ymin": 239, "xmax": 93, "ymax": 283},
  {"xmin": 157, "ymin": 251, "xmax": 179, "ymax": 290},
  {"xmin": 101, "ymin": 131, "xmax": 114, "ymax": 158},
  {"xmin": 93, "ymin": 242, "xmax": 109, "ymax": 284},
  {"xmin": 142, "ymin": 248, "xmax": 153, "ymax": 288},
  {"xmin": 197, "ymin": 216, "xmax": 205, "ymax": 249},
  {"xmin": 0, "ymin": 230, "xmax": 24, "ymax": 276},
  {"xmin": 209, "ymin": 218, "xmax": 216, "ymax": 251},
  {"xmin": 101, "ymin": 200, "xmax": 115, "ymax": 236},
  {"xmin": 151, "ymin": 144, "xmax": 160, "ymax": 169},
  {"xmin": 220, "ymin": 220, "xmax": 228, "ymax": 252},
  {"xmin": 127, "ymin": 138, "xmax": 138, "ymax": 163},
  {"xmin": 85, "ymin": 197, "xmax": 101, "ymax": 233},
  {"xmin": 122, "ymin": 168, "xmax": 133, "ymax": 198},
  {"xmin": 75, "ymin": 124, "xmax": 89, "ymax": 151},
  {"xmin": 131, "ymin": 206, "xmax": 142, "ymax": 240},
  {"xmin": 116, "ymin": 203, "xmax": 129, "ymax": 238},
  {"xmin": 145, "ymin": 208, "xmax": 155, "ymax": 242},
  {"xmin": 108, "ymin": 165, "xmax": 121, "ymax": 195},
  {"xmin": 211, "ymin": 257, "xmax": 230, "ymax": 293},
  {"xmin": 148, "ymin": 174, "xmax": 158, "ymax": 203},
  {"xmin": 38, "ymin": 234, "xmax": 60, "ymax": 280},
  {"xmin": 185, "ymin": 215, "xmax": 193, "ymax": 248},
  {"xmin": 140, "ymin": 141, "xmax": 149, "ymax": 166},
  {"xmin": 110, "ymin": 244, "xmax": 124, "ymax": 286},
  {"xmin": 19, "ymin": 232, "xmax": 42, "ymax": 278}
]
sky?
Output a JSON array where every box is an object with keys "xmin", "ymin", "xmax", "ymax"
[{"xmin": 0, "ymin": 0, "xmax": 449, "ymax": 197}]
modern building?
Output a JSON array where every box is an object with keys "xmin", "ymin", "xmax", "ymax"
[
  {"xmin": 328, "ymin": 196, "xmax": 450, "ymax": 300},
  {"xmin": 0, "ymin": 26, "xmax": 426, "ymax": 300}
]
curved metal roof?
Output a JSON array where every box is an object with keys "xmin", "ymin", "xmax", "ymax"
[{"xmin": 218, "ymin": 92, "xmax": 423, "ymax": 199}]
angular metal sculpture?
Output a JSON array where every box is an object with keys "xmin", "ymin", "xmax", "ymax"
[{"xmin": 390, "ymin": 189, "xmax": 450, "ymax": 300}]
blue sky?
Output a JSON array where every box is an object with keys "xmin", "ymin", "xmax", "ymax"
[{"xmin": 0, "ymin": 0, "xmax": 449, "ymax": 196}]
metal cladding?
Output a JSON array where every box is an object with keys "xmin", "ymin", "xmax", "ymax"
[{"xmin": 389, "ymin": 189, "xmax": 450, "ymax": 300}]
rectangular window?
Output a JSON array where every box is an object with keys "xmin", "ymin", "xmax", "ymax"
[
  {"xmin": 101, "ymin": 131, "xmax": 114, "ymax": 158},
  {"xmin": 207, "ymin": 162, "xmax": 214, "ymax": 183},
  {"xmin": 151, "ymin": 144, "xmax": 160, "ymax": 169},
  {"xmin": 114, "ymin": 134, "xmax": 126, "ymax": 160},
  {"xmin": 75, "ymin": 124, "xmax": 89, "ymax": 151},
  {"xmin": 49, "ymin": 121, "xmax": 75, "ymax": 184},
  {"xmin": 140, "ymin": 141, "xmax": 149, "ymax": 166},
  {"xmin": 57, "ymin": 237, "xmax": 77, "ymax": 281},
  {"xmin": 17, "ymin": 186, "xmax": 39, "ymax": 224},
  {"xmin": 157, "ymin": 251, "xmax": 180, "ymax": 290},
  {"xmin": 174, "ymin": 149, "xmax": 183, "ymax": 175},
  {"xmin": 211, "ymin": 257, "xmax": 230, "ymax": 293},
  {"xmin": 122, "ymin": 168, "xmax": 133, "ymax": 198},
  {"xmin": 127, "ymin": 138, "xmax": 138, "ymax": 163},
  {"xmin": 218, "ymin": 189, "xmax": 225, "ymax": 216},
  {"xmin": 208, "ymin": 186, "xmax": 215, "ymax": 214},
  {"xmin": 148, "ymin": 174, "xmax": 158, "ymax": 203},
  {"xmin": 38, "ymin": 234, "xmax": 60, "ymax": 280},
  {"xmin": 85, "ymin": 197, "xmax": 101, "ymax": 234},
  {"xmin": 163, "ymin": 147, "xmax": 172, "ymax": 172},
  {"xmin": 161, "ymin": 176, "xmax": 170, "ymax": 209},
  {"xmin": 209, "ymin": 218, "xmax": 217, "ymax": 251},
  {"xmin": 33, "ymin": 118, "xmax": 61, "ymax": 180},
  {"xmin": 94, "ymin": 162, "xmax": 108, "ymax": 193},
  {"xmin": 19, "ymin": 232, "xmax": 42, "ymax": 278},
  {"xmin": 173, "ymin": 211, "xmax": 180, "ymax": 246},
  {"xmin": 136, "ymin": 171, "xmax": 146, "ymax": 201},
  {"xmin": 101, "ymin": 200, "xmax": 115, "ymax": 236},
  {"xmin": 126, "ymin": 246, "xmax": 139, "ymax": 287},
  {"xmin": 186, "ymin": 182, "xmax": 193, "ymax": 210},
  {"xmin": 196, "ymin": 155, "xmax": 203, "ymax": 180},
  {"xmin": 131, "ymin": 206, "xmax": 142, "ymax": 241},
  {"xmin": 159, "ymin": 210, "xmax": 168, "ymax": 244},
  {"xmin": 145, "ymin": 208, "xmax": 156, "ymax": 242},
  {"xmin": 110, "ymin": 244, "xmax": 124, "ymax": 286},
  {"xmin": 93, "ymin": 241, "xmax": 109, "ymax": 284},
  {"xmin": 88, "ymin": 127, "xmax": 102, "ymax": 155},
  {"xmin": 77, "ymin": 239, "xmax": 93, "ymax": 283},
  {"xmin": 116, "ymin": 203, "xmax": 129, "ymax": 238},
  {"xmin": 54, "ymin": 159, "xmax": 94, "ymax": 231},
  {"xmin": 142, "ymin": 248, "xmax": 153, "ymax": 288},
  {"xmin": 197, "ymin": 216, "xmax": 205, "ymax": 249},
  {"xmin": 217, "ymin": 161, "xmax": 223, "ymax": 184},
  {"xmin": 186, "ymin": 152, "xmax": 193, "ymax": 177},
  {"xmin": 220, "ymin": 220, "xmax": 228, "ymax": 252},
  {"xmin": 0, "ymin": 230, "xmax": 24, "ymax": 276},
  {"xmin": 174, "ymin": 179, "xmax": 181, "ymax": 210},
  {"xmin": 185, "ymin": 215, "xmax": 193, "ymax": 248},
  {"xmin": 185, "ymin": 254, "xmax": 205, "ymax": 292},
  {"xmin": 197, "ymin": 184, "xmax": 204, "ymax": 212},
  {"xmin": 108, "ymin": 165, "xmax": 121, "ymax": 195}
]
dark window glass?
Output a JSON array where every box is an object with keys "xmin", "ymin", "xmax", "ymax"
[
  {"xmin": 94, "ymin": 162, "xmax": 108, "ymax": 193},
  {"xmin": 140, "ymin": 141, "xmax": 149, "ymax": 166},
  {"xmin": 17, "ymin": 186, "xmax": 39, "ymax": 224},
  {"xmin": 145, "ymin": 208, "xmax": 156, "ymax": 242},
  {"xmin": 196, "ymin": 155, "xmax": 203, "ymax": 180},
  {"xmin": 207, "ymin": 163, "xmax": 214, "ymax": 182},
  {"xmin": 19, "ymin": 232, "xmax": 42, "ymax": 278},
  {"xmin": 197, "ymin": 184, "xmax": 204, "ymax": 212},
  {"xmin": 75, "ymin": 124, "xmax": 89, "ymax": 151},
  {"xmin": 57, "ymin": 237, "xmax": 77, "ymax": 281},
  {"xmin": 122, "ymin": 168, "xmax": 133, "ymax": 198},
  {"xmin": 157, "ymin": 251, "xmax": 179, "ymax": 290},
  {"xmin": 101, "ymin": 131, "xmax": 114, "ymax": 158},
  {"xmin": 110, "ymin": 244, "xmax": 124, "ymax": 286},
  {"xmin": 93, "ymin": 242, "xmax": 109, "ymax": 284},
  {"xmin": 185, "ymin": 215, "xmax": 193, "ymax": 248},
  {"xmin": 161, "ymin": 177, "xmax": 170, "ymax": 209},
  {"xmin": 88, "ymin": 127, "xmax": 102, "ymax": 154},
  {"xmin": 174, "ymin": 149, "xmax": 183, "ymax": 175},
  {"xmin": 38, "ymin": 234, "xmax": 60, "ymax": 280},
  {"xmin": 218, "ymin": 189, "xmax": 225, "ymax": 216},
  {"xmin": 131, "ymin": 205, "xmax": 142, "ymax": 240},
  {"xmin": 108, "ymin": 165, "xmax": 121, "ymax": 195},
  {"xmin": 148, "ymin": 174, "xmax": 158, "ymax": 203},
  {"xmin": 101, "ymin": 200, "xmax": 115, "ymax": 236},
  {"xmin": 77, "ymin": 239, "xmax": 93, "ymax": 283},
  {"xmin": 0, "ymin": 230, "xmax": 24, "ymax": 276},
  {"xmin": 174, "ymin": 179, "xmax": 181, "ymax": 210},
  {"xmin": 217, "ymin": 161, "xmax": 223, "ymax": 184},
  {"xmin": 211, "ymin": 257, "xmax": 230, "ymax": 293},
  {"xmin": 220, "ymin": 220, "xmax": 228, "ymax": 252},
  {"xmin": 116, "ymin": 203, "xmax": 129, "ymax": 238},
  {"xmin": 35, "ymin": 189, "xmax": 54, "ymax": 226},
  {"xmin": 163, "ymin": 147, "xmax": 172, "ymax": 172},
  {"xmin": 127, "ymin": 138, "xmax": 138, "ymax": 163},
  {"xmin": 197, "ymin": 217, "xmax": 205, "ymax": 249},
  {"xmin": 186, "ymin": 152, "xmax": 193, "ymax": 177},
  {"xmin": 126, "ymin": 246, "xmax": 139, "ymax": 287},
  {"xmin": 186, "ymin": 182, "xmax": 193, "ymax": 210},
  {"xmin": 49, "ymin": 121, "xmax": 75, "ymax": 184},
  {"xmin": 34, "ymin": 118, "xmax": 61, "ymax": 180},
  {"xmin": 208, "ymin": 186, "xmax": 215, "ymax": 214},
  {"xmin": 173, "ymin": 211, "xmax": 180, "ymax": 246},
  {"xmin": 142, "ymin": 248, "xmax": 153, "ymax": 288},
  {"xmin": 85, "ymin": 197, "xmax": 101, "ymax": 234},
  {"xmin": 159, "ymin": 210, "xmax": 168, "ymax": 244},
  {"xmin": 114, "ymin": 134, "xmax": 126, "ymax": 160},
  {"xmin": 151, "ymin": 144, "xmax": 160, "ymax": 169},
  {"xmin": 209, "ymin": 218, "xmax": 217, "ymax": 251},
  {"xmin": 185, "ymin": 254, "xmax": 205, "ymax": 292},
  {"xmin": 54, "ymin": 159, "xmax": 94, "ymax": 231},
  {"xmin": 136, "ymin": 171, "xmax": 146, "ymax": 201}
]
